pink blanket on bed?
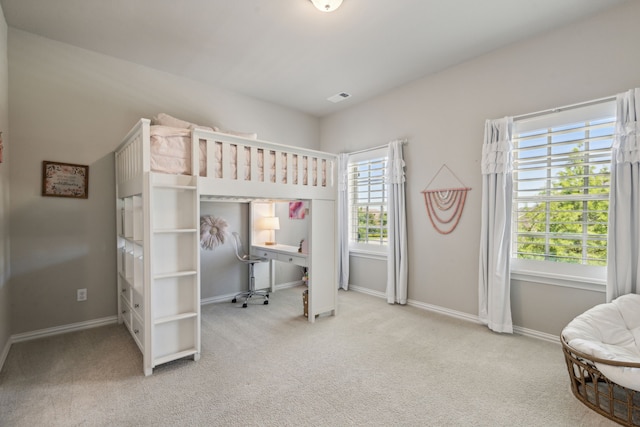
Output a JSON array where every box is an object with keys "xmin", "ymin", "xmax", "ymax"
[{"xmin": 149, "ymin": 125, "xmax": 206, "ymax": 176}]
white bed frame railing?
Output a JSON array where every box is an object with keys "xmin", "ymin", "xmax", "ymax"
[
  {"xmin": 115, "ymin": 119, "xmax": 337, "ymax": 201},
  {"xmin": 115, "ymin": 119, "xmax": 150, "ymax": 197},
  {"xmin": 195, "ymin": 128, "xmax": 336, "ymax": 200}
]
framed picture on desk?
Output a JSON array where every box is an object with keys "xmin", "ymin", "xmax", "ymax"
[{"xmin": 289, "ymin": 201, "xmax": 307, "ymax": 219}]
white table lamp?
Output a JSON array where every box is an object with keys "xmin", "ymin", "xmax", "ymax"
[{"xmin": 261, "ymin": 216, "xmax": 280, "ymax": 245}]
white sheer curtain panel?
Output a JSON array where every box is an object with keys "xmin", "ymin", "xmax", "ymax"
[
  {"xmin": 607, "ymin": 88, "xmax": 640, "ymax": 301},
  {"xmin": 386, "ymin": 140, "xmax": 408, "ymax": 304},
  {"xmin": 337, "ymin": 153, "xmax": 350, "ymax": 290},
  {"xmin": 478, "ymin": 117, "xmax": 514, "ymax": 333}
]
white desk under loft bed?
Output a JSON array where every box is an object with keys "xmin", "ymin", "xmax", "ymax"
[
  {"xmin": 115, "ymin": 119, "xmax": 338, "ymax": 376},
  {"xmin": 252, "ymin": 243, "xmax": 308, "ymax": 291}
]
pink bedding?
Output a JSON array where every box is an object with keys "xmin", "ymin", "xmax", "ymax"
[
  {"xmin": 149, "ymin": 126, "xmax": 206, "ymax": 176},
  {"xmin": 149, "ymin": 125, "xmax": 327, "ymax": 186}
]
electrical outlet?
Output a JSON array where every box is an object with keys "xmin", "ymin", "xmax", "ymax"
[{"xmin": 77, "ymin": 288, "xmax": 87, "ymax": 302}]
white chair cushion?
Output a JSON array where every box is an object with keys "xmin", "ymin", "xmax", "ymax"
[{"xmin": 562, "ymin": 293, "xmax": 640, "ymax": 392}]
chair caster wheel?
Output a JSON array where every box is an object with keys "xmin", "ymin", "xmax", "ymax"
[
  {"xmin": 242, "ymin": 303, "xmax": 248, "ymax": 308},
  {"xmin": 264, "ymin": 300, "xmax": 269, "ymax": 305},
  {"xmin": 232, "ymin": 298, "xmax": 237, "ymax": 303}
]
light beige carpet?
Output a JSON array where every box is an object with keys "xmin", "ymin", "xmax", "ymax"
[{"xmin": 0, "ymin": 286, "xmax": 616, "ymax": 426}]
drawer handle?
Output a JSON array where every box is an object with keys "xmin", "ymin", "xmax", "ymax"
[
  {"xmin": 121, "ymin": 288, "xmax": 127, "ymax": 293},
  {"xmin": 134, "ymin": 304, "xmax": 140, "ymax": 308},
  {"xmin": 121, "ymin": 310, "xmax": 126, "ymax": 314}
]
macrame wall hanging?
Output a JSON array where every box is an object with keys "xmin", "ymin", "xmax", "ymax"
[
  {"xmin": 200, "ymin": 215, "xmax": 229, "ymax": 250},
  {"xmin": 421, "ymin": 164, "xmax": 471, "ymax": 235}
]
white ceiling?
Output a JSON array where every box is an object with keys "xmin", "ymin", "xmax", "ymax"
[{"xmin": 0, "ymin": 0, "xmax": 629, "ymax": 117}]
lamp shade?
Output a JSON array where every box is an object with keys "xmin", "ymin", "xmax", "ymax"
[
  {"xmin": 310, "ymin": 0, "xmax": 343, "ymax": 12},
  {"xmin": 260, "ymin": 216, "xmax": 280, "ymax": 231}
]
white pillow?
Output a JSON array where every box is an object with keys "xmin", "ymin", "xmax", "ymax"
[
  {"xmin": 153, "ymin": 113, "xmax": 199, "ymax": 130},
  {"xmin": 213, "ymin": 126, "xmax": 258, "ymax": 140},
  {"xmin": 152, "ymin": 113, "xmax": 257, "ymax": 139}
]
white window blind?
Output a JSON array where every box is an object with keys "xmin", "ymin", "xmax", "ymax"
[
  {"xmin": 348, "ymin": 150, "xmax": 388, "ymax": 249},
  {"xmin": 512, "ymin": 101, "xmax": 615, "ymax": 267}
]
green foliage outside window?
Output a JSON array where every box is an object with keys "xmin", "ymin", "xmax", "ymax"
[
  {"xmin": 515, "ymin": 148, "xmax": 609, "ymax": 266},
  {"xmin": 356, "ymin": 206, "xmax": 388, "ymax": 244}
]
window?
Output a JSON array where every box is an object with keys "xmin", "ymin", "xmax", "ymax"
[
  {"xmin": 511, "ymin": 101, "xmax": 616, "ymax": 286},
  {"xmin": 347, "ymin": 149, "xmax": 388, "ymax": 253}
]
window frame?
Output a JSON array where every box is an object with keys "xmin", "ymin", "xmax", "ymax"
[
  {"xmin": 347, "ymin": 148, "xmax": 388, "ymax": 256},
  {"xmin": 510, "ymin": 100, "xmax": 616, "ymax": 290}
]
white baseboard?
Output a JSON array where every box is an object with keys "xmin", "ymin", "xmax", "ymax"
[
  {"xmin": 406, "ymin": 298, "xmax": 483, "ymax": 325},
  {"xmin": 512, "ymin": 325, "xmax": 560, "ymax": 344},
  {"xmin": 201, "ymin": 281, "xmax": 304, "ymax": 306},
  {"xmin": 349, "ymin": 284, "xmax": 386, "ymax": 299},
  {"xmin": 274, "ymin": 280, "xmax": 304, "ymax": 291},
  {"xmin": 11, "ymin": 316, "xmax": 118, "ymax": 344},
  {"xmin": 0, "ymin": 336, "xmax": 11, "ymax": 373},
  {"xmin": 201, "ymin": 293, "xmax": 236, "ymax": 306},
  {"xmin": 349, "ymin": 286, "xmax": 560, "ymax": 344}
]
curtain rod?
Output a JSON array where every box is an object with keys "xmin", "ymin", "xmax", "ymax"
[
  {"xmin": 344, "ymin": 139, "xmax": 408, "ymax": 156},
  {"xmin": 513, "ymin": 95, "xmax": 616, "ymax": 122}
]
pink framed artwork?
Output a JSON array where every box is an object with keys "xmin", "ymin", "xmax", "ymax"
[{"xmin": 289, "ymin": 201, "xmax": 306, "ymax": 219}]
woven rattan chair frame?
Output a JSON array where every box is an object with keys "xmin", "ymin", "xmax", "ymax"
[{"xmin": 561, "ymin": 334, "xmax": 640, "ymax": 426}]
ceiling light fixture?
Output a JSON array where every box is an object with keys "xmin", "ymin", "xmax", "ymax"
[{"xmin": 310, "ymin": 0, "xmax": 343, "ymax": 13}]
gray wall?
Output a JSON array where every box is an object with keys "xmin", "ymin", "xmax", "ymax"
[
  {"xmin": 8, "ymin": 29, "xmax": 319, "ymax": 334},
  {"xmin": 319, "ymin": 0, "xmax": 640, "ymax": 336},
  {"xmin": 0, "ymin": 4, "xmax": 10, "ymax": 357},
  {"xmin": 200, "ymin": 202, "xmax": 249, "ymax": 300}
]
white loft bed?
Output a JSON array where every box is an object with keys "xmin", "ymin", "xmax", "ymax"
[{"xmin": 115, "ymin": 118, "xmax": 338, "ymax": 375}]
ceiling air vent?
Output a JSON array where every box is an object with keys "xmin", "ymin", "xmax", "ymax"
[{"xmin": 327, "ymin": 92, "xmax": 351, "ymax": 103}]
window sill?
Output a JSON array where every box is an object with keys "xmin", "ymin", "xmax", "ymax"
[
  {"xmin": 511, "ymin": 268, "xmax": 605, "ymax": 293},
  {"xmin": 349, "ymin": 249, "xmax": 387, "ymax": 261}
]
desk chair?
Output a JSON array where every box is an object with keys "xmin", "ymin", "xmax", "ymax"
[{"xmin": 230, "ymin": 232, "xmax": 269, "ymax": 308}]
